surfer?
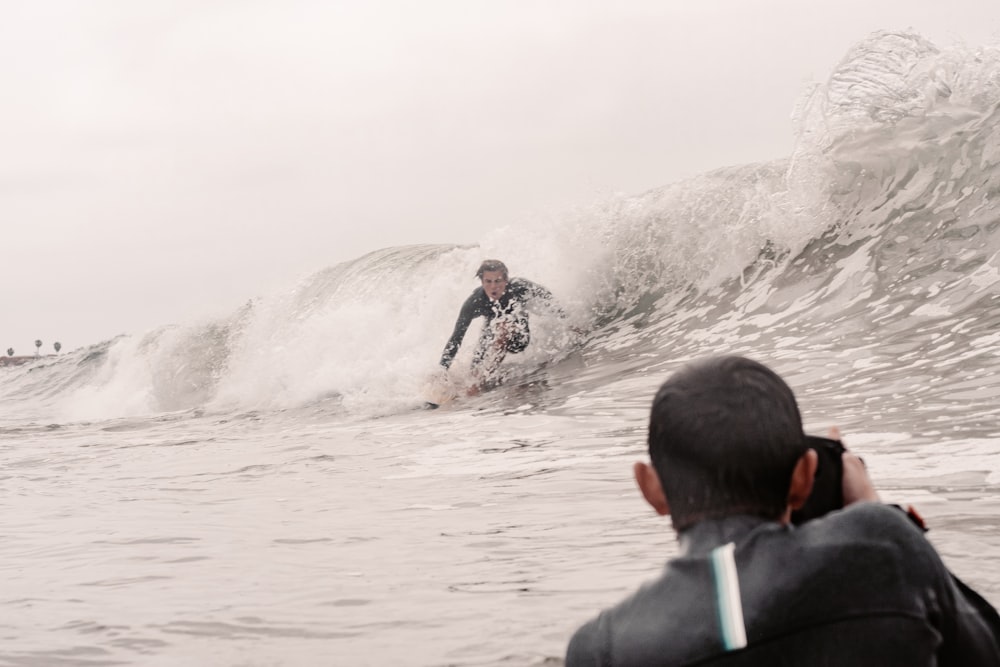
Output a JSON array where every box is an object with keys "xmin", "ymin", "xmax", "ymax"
[{"xmin": 439, "ymin": 259, "xmax": 569, "ymax": 391}]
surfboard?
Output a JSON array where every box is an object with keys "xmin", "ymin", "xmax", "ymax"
[
  {"xmin": 420, "ymin": 365, "xmax": 540, "ymax": 409},
  {"xmin": 419, "ymin": 369, "xmax": 505, "ymax": 409},
  {"xmin": 421, "ymin": 373, "xmax": 460, "ymax": 409},
  {"xmin": 420, "ymin": 340, "xmax": 586, "ymax": 410}
]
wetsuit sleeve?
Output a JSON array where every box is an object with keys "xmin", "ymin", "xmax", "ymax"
[
  {"xmin": 935, "ymin": 568, "xmax": 1000, "ymax": 665},
  {"xmin": 439, "ymin": 294, "xmax": 478, "ymax": 369},
  {"xmin": 888, "ymin": 504, "xmax": 1000, "ymax": 665},
  {"xmin": 565, "ymin": 615, "xmax": 610, "ymax": 667}
]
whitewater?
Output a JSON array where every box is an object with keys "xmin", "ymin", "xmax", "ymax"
[{"xmin": 3, "ymin": 31, "xmax": 1000, "ymax": 666}]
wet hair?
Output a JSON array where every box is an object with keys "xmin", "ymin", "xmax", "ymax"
[
  {"xmin": 647, "ymin": 356, "xmax": 807, "ymax": 531},
  {"xmin": 476, "ymin": 259, "xmax": 509, "ymax": 280}
]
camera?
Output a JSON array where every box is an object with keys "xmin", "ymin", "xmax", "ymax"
[{"xmin": 790, "ymin": 435, "xmax": 845, "ymax": 525}]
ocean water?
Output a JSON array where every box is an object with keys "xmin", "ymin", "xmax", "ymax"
[{"xmin": 3, "ymin": 30, "xmax": 1000, "ymax": 666}]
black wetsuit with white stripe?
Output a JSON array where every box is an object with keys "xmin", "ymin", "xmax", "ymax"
[
  {"xmin": 439, "ymin": 278, "xmax": 561, "ymax": 370},
  {"xmin": 566, "ymin": 503, "xmax": 1000, "ymax": 666}
]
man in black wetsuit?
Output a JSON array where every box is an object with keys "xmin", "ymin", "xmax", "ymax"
[
  {"xmin": 566, "ymin": 356, "xmax": 1000, "ymax": 667},
  {"xmin": 439, "ymin": 259, "xmax": 565, "ymax": 385}
]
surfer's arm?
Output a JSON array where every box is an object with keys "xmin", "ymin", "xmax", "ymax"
[{"xmin": 439, "ymin": 295, "xmax": 479, "ymax": 369}]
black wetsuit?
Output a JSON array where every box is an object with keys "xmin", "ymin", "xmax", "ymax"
[
  {"xmin": 566, "ymin": 503, "xmax": 1000, "ymax": 667},
  {"xmin": 439, "ymin": 278, "xmax": 561, "ymax": 370}
]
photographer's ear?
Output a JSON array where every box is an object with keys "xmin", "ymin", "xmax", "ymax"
[
  {"xmin": 787, "ymin": 448, "xmax": 818, "ymax": 511},
  {"xmin": 634, "ymin": 461, "xmax": 670, "ymax": 516}
]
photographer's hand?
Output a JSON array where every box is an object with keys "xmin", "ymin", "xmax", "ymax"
[
  {"xmin": 842, "ymin": 452, "xmax": 880, "ymax": 504},
  {"xmin": 829, "ymin": 428, "xmax": 881, "ymax": 505}
]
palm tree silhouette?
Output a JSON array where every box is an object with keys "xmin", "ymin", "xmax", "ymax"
[
  {"xmin": 54, "ymin": 342, "xmax": 62, "ymax": 353},
  {"xmin": 34, "ymin": 339, "xmax": 42, "ymax": 356}
]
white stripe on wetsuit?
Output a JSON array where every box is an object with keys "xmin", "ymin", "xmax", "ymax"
[{"xmin": 710, "ymin": 542, "xmax": 747, "ymax": 650}]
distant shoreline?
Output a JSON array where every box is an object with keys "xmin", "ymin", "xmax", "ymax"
[{"xmin": 0, "ymin": 355, "xmax": 55, "ymax": 367}]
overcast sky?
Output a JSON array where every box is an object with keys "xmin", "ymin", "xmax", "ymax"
[{"xmin": 2, "ymin": 1, "xmax": 998, "ymax": 355}]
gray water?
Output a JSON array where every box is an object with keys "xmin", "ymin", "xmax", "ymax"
[{"xmin": 4, "ymin": 341, "xmax": 1000, "ymax": 666}]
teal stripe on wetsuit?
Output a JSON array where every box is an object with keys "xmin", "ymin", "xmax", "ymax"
[{"xmin": 710, "ymin": 542, "xmax": 747, "ymax": 651}]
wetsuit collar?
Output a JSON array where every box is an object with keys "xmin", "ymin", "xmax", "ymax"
[{"xmin": 677, "ymin": 515, "xmax": 785, "ymax": 558}]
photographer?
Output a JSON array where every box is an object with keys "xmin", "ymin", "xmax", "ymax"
[{"xmin": 566, "ymin": 356, "xmax": 1000, "ymax": 666}]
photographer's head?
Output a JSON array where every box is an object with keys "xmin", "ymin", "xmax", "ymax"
[{"xmin": 635, "ymin": 356, "xmax": 817, "ymax": 531}]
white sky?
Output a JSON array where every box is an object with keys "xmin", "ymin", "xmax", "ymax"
[{"xmin": 2, "ymin": 1, "xmax": 998, "ymax": 355}]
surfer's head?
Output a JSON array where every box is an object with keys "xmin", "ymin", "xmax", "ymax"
[
  {"xmin": 477, "ymin": 259, "xmax": 509, "ymax": 300},
  {"xmin": 635, "ymin": 356, "xmax": 813, "ymax": 532},
  {"xmin": 476, "ymin": 259, "xmax": 508, "ymax": 281}
]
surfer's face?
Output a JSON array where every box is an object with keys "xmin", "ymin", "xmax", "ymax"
[{"xmin": 481, "ymin": 270, "xmax": 508, "ymax": 300}]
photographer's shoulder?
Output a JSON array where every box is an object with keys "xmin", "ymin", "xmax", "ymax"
[{"xmin": 832, "ymin": 501, "xmax": 931, "ymax": 549}]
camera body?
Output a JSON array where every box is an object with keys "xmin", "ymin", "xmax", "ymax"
[{"xmin": 790, "ymin": 435, "xmax": 846, "ymax": 525}]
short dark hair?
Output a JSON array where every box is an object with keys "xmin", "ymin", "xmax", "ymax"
[
  {"xmin": 476, "ymin": 259, "xmax": 509, "ymax": 280},
  {"xmin": 648, "ymin": 356, "xmax": 807, "ymax": 531}
]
